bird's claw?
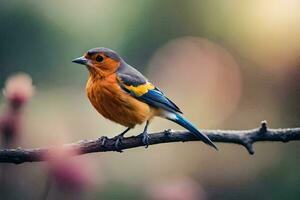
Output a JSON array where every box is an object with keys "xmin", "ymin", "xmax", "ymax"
[
  {"xmin": 140, "ymin": 132, "xmax": 150, "ymax": 148},
  {"xmin": 114, "ymin": 135, "xmax": 124, "ymax": 153},
  {"xmin": 99, "ymin": 136, "xmax": 108, "ymax": 146}
]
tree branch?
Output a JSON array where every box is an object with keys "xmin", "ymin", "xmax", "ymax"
[{"xmin": 0, "ymin": 121, "xmax": 299, "ymax": 164}]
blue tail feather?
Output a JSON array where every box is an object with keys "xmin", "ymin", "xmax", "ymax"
[{"xmin": 167, "ymin": 113, "xmax": 218, "ymax": 150}]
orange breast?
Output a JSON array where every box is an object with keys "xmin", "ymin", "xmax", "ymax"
[{"xmin": 86, "ymin": 74, "xmax": 152, "ymax": 128}]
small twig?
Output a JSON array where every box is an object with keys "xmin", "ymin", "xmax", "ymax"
[{"xmin": 0, "ymin": 121, "xmax": 299, "ymax": 164}]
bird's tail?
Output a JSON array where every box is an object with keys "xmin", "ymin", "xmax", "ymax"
[{"xmin": 165, "ymin": 112, "xmax": 218, "ymax": 150}]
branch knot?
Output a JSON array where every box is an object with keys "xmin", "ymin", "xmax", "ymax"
[{"xmin": 259, "ymin": 120, "xmax": 268, "ymax": 134}]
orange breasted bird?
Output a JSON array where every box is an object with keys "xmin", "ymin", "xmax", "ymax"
[{"xmin": 72, "ymin": 47, "xmax": 217, "ymax": 151}]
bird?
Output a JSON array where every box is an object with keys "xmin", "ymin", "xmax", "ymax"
[{"xmin": 72, "ymin": 47, "xmax": 218, "ymax": 151}]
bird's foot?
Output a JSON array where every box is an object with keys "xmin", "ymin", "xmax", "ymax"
[
  {"xmin": 111, "ymin": 127, "xmax": 131, "ymax": 153},
  {"xmin": 113, "ymin": 134, "xmax": 125, "ymax": 153},
  {"xmin": 138, "ymin": 131, "xmax": 150, "ymax": 148},
  {"xmin": 98, "ymin": 136, "xmax": 108, "ymax": 146}
]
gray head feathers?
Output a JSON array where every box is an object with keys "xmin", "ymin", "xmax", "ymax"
[{"xmin": 87, "ymin": 47, "xmax": 121, "ymax": 61}]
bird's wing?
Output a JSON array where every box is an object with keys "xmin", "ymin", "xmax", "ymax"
[{"xmin": 116, "ymin": 62, "xmax": 182, "ymax": 114}]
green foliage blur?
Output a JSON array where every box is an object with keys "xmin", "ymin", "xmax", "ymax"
[{"xmin": 0, "ymin": 0, "xmax": 299, "ymax": 200}]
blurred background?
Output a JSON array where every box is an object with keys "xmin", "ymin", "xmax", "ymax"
[{"xmin": 0, "ymin": 0, "xmax": 299, "ymax": 199}]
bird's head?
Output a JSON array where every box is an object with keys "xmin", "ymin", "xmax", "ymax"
[{"xmin": 72, "ymin": 47, "xmax": 122, "ymax": 77}]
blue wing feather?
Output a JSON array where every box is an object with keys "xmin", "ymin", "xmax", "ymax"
[{"xmin": 138, "ymin": 88, "xmax": 182, "ymax": 114}]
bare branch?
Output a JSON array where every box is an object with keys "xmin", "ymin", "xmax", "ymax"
[{"xmin": 0, "ymin": 121, "xmax": 299, "ymax": 164}]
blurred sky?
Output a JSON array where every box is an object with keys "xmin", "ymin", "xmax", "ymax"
[{"xmin": 0, "ymin": 0, "xmax": 300, "ymax": 200}]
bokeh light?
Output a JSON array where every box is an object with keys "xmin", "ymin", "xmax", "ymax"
[{"xmin": 148, "ymin": 37, "xmax": 242, "ymax": 127}]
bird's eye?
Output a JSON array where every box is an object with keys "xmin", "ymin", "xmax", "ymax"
[{"xmin": 96, "ymin": 55, "xmax": 104, "ymax": 62}]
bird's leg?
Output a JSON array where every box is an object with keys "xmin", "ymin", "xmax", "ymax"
[
  {"xmin": 139, "ymin": 120, "xmax": 150, "ymax": 148},
  {"xmin": 114, "ymin": 127, "xmax": 131, "ymax": 152}
]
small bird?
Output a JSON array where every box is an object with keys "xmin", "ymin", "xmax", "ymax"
[{"xmin": 72, "ymin": 47, "xmax": 217, "ymax": 151}]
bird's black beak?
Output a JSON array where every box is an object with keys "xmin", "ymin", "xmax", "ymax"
[{"xmin": 72, "ymin": 56, "xmax": 88, "ymax": 65}]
